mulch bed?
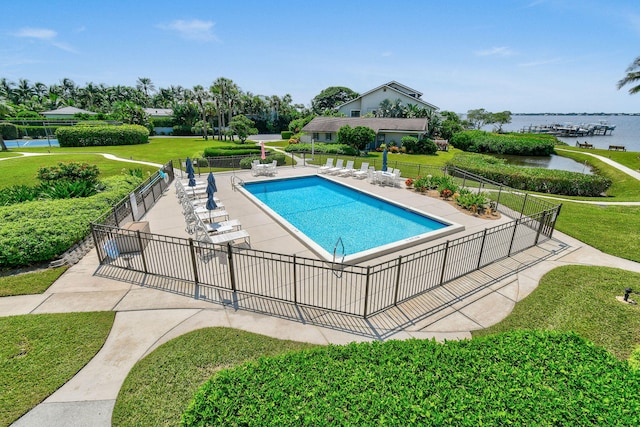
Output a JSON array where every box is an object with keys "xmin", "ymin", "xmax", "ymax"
[{"xmin": 408, "ymin": 188, "xmax": 502, "ymax": 220}]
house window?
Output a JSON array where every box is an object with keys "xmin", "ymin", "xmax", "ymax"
[
  {"xmin": 350, "ymin": 110, "xmax": 360, "ymax": 117},
  {"xmin": 312, "ymin": 133, "xmax": 319, "ymax": 140},
  {"xmin": 325, "ymin": 133, "xmax": 332, "ymax": 141}
]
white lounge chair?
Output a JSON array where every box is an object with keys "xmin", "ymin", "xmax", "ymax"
[
  {"xmin": 352, "ymin": 162, "xmax": 369, "ymax": 179},
  {"xmin": 327, "ymin": 159, "xmax": 344, "ymax": 174},
  {"xmin": 338, "ymin": 160, "xmax": 355, "ymax": 176},
  {"xmin": 207, "ymin": 229, "xmax": 251, "ymax": 246},
  {"xmin": 318, "ymin": 158, "xmax": 334, "ymax": 173}
]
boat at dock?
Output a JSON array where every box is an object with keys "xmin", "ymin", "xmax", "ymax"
[{"xmin": 521, "ymin": 120, "xmax": 615, "ymax": 137}]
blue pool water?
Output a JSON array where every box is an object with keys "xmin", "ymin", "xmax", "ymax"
[
  {"xmin": 4, "ymin": 139, "xmax": 59, "ymax": 147},
  {"xmin": 243, "ymin": 176, "xmax": 458, "ymax": 261}
]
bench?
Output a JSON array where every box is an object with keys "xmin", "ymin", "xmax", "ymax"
[
  {"xmin": 576, "ymin": 142, "xmax": 593, "ymax": 149},
  {"xmin": 608, "ymin": 145, "xmax": 626, "ymax": 151}
]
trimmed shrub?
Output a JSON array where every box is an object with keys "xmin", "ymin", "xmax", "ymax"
[
  {"xmin": 0, "ymin": 123, "xmax": 18, "ymax": 139},
  {"xmin": 172, "ymin": 125, "xmax": 194, "ymax": 136},
  {"xmin": 150, "ymin": 117, "xmax": 175, "ymax": 127},
  {"xmin": 203, "ymin": 145, "xmax": 261, "ymax": 157},
  {"xmin": 239, "ymin": 153, "xmax": 286, "ymax": 169},
  {"xmin": 450, "ymin": 130, "xmax": 556, "ymax": 155},
  {"xmin": 0, "ymin": 175, "xmax": 142, "ymax": 268},
  {"xmin": 182, "ymin": 331, "xmax": 640, "ymax": 426},
  {"xmin": 285, "ymin": 143, "xmax": 359, "ymax": 156},
  {"xmin": 280, "ymin": 130, "xmax": 293, "ymax": 139},
  {"xmin": 447, "ymin": 153, "xmax": 612, "ymax": 196},
  {"xmin": 56, "ymin": 125, "xmax": 148, "ymax": 147}
]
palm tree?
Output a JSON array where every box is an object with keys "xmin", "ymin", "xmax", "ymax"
[
  {"xmin": 192, "ymin": 85, "xmax": 210, "ymax": 140},
  {"xmin": 617, "ymin": 56, "xmax": 640, "ymax": 94},
  {"xmin": 0, "ymin": 78, "xmax": 14, "ymax": 100},
  {"xmin": 136, "ymin": 77, "xmax": 155, "ymax": 98},
  {"xmin": 60, "ymin": 78, "xmax": 77, "ymax": 101},
  {"xmin": 210, "ymin": 77, "xmax": 235, "ymax": 139}
]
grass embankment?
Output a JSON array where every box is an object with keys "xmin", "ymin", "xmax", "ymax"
[
  {"xmin": 0, "ymin": 154, "xmax": 158, "ymax": 189},
  {"xmin": 112, "ymin": 328, "xmax": 317, "ymax": 426},
  {"xmin": 474, "ymin": 265, "xmax": 640, "ymax": 360},
  {"xmin": 0, "ymin": 267, "xmax": 67, "ymax": 296},
  {"xmin": 0, "ymin": 312, "xmax": 115, "ymax": 426}
]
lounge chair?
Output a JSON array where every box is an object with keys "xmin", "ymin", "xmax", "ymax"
[
  {"xmin": 327, "ymin": 159, "xmax": 344, "ymax": 175},
  {"xmin": 318, "ymin": 158, "xmax": 334, "ymax": 173},
  {"xmin": 206, "ymin": 229, "xmax": 251, "ymax": 246},
  {"xmin": 352, "ymin": 162, "xmax": 369, "ymax": 179},
  {"xmin": 338, "ymin": 160, "xmax": 355, "ymax": 176}
]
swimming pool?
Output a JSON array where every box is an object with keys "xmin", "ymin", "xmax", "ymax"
[{"xmin": 241, "ymin": 175, "xmax": 464, "ymax": 263}]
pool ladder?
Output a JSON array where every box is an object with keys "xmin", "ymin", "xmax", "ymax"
[
  {"xmin": 332, "ymin": 237, "xmax": 345, "ymax": 277},
  {"xmin": 231, "ymin": 175, "xmax": 245, "ymax": 191}
]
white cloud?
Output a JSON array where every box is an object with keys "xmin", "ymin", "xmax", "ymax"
[
  {"xmin": 158, "ymin": 19, "xmax": 218, "ymax": 42},
  {"xmin": 475, "ymin": 46, "xmax": 513, "ymax": 57},
  {"xmin": 13, "ymin": 27, "xmax": 78, "ymax": 53},
  {"xmin": 14, "ymin": 27, "xmax": 57, "ymax": 40}
]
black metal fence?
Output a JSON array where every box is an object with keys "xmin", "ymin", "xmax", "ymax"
[
  {"xmin": 91, "ymin": 161, "xmax": 561, "ymax": 319},
  {"xmin": 93, "ymin": 160, "xmax": 175, "ymax": 227}
]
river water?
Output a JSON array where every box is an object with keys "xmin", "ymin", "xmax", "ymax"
[{"xmin": 495, "ymin": 114, "xmax": 640, "ymax": 152}]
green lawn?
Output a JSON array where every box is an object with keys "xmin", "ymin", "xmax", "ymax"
[
  {"xmin": 112, "ymin": 328, "xmax": 317, "ymax": 427},
  {"xmin": 0, "ymin": 312, "xmax": 115, "ymax": 426},
  {"xmin": 0, "ymin": 267, "xmax": 68, "ymax": 297},
  {"xmin": 0, "ymin": 154, "xmax": 158, "ymax": 189},
  {"xmin": 473, "ymin": 265, "xmax": 640, "ymax": 361}
]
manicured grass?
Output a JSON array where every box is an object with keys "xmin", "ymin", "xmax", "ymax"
[
  {"xmin": 473, "ymin": 265, "xmax": 640, "ymax": 361},
  {"xmin": 0, "ymin": 152, "xmax": 21, "ymax": 159},
  {"xmin": 0, "ymin": 154, "xmax": 158, "ymax": 189},
  {"xmin": 0, "ymin": 312, "xmax": 115, "ymax": 426},
  {"xmin": 14, "ymin": 136, "xmax": 258, "ymax": 165},
  {"xmin": 112, "ymin": 327, "xmax": 317, "ymax": 427},
  {"xmin": 555, "ymin": 203, "xmax": 640, "ymax": 263},
  {"xmin": 0, "ymin": 267, "xmax": 68, "ymax": 297}
]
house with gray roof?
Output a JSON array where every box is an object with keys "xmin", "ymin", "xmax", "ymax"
[
  {"xmin": 336, "ymin": 81, "xmax": 438, "ymax": 118},
  {"xmin": 300, "ymin": 117, "xmax": 429, "ymax": 148}
]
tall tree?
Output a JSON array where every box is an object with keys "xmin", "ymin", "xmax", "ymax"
[
  {"xmin": 311, "ymin": 86, "xmax": 358, "ymax": 113},
  {"xmin": 192, "ymin": 85, "xmax": 210, "ymax": 140},
  {"xmin": 466, "ymin": 108, "xmax": 492, "ymax": 129},
  {"xmin": 617, "ymin": 56, "xmax": 640, "ymax": 94}
]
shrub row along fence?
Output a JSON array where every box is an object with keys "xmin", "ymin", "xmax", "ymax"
[
  {"xmin": 91, "ymin": 158, "xmax": 561, "ymax": 319},
  {"xmin": 93, "ymin": 160, "xmax": 175, "ymax": 227}
]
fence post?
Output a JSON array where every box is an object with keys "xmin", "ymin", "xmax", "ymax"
[
  {"xmin": 188, "ymin": 239, "xmax": 200, "ymax": 299},
  {"xmin": 227, "ymin": 242, "xmax": 237, "ymax": 292},
  {"xmin": 141, "ymin": 189, "xmax": 148, "ymax": 214},
  {"xmin": 534, "ymin": 210, "xmax": 548, "ymax": 245},
  {"xmin": 519, "ymin": 193, "xmax": 529, "ymax": 218},
  {"xmin": 477, "ymin": 228, "xmax": 488, "ymax": 269},
  {"xmin": 363, "ymin": 266, "xmax": 371, "ymax": 318},
  {"xmin": 495, "ymin": 185, "xmax": 503, "ymax": 212},
  {"xmin": 293, "ymin": 254, "xmax": 297, "ymax": 304},
  {"xmin": 113, "ymin": 206, "xmax": 119, "ymax": 226},
  {"xmin": 508, "ymin": 219, "xmax": 519, "ymax": 256},
  {"xmin": 439, "ymin": 240, "xmax": 450, "ymax": 285},
  {"xmin": 136, "ymin": 230, "xmax": 148, "ymax": 274},
  {"xmin": 91, "ymin": 224, "xmax": 103, "ymax": 263},
  {"xmin": 393, "ymin": 256, "xmax": 403, "ymax": 306}
]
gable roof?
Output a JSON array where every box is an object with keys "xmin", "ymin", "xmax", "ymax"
[
  {"xmin": 144, "ymin": 108, "xmax": 173, "ymax": 117},
  {"xmin": 301, "ymin": 117, "xmax": 428, "ymax": 133},
  {"xmin": 336, "ymin": 81, "xmax": 438, "ymax": 111},
  {"xmin": 40, "ymin": 106, "xmax": 97, "ymax": 115}
]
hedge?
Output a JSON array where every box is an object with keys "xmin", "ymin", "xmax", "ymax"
[
  {"xmin": 0, "ymin": 123, "xmax": 18, "ymax": 139},
  {"xmin": 203, "ymin": 145, "xmax": 261, "ymax": 157},
  {"xmin": 450, "ymin": 130, "xmax": 556, "ymax": 155},
  {"xmin": 183, "ymin": 331, "xmax": 640, "ymax": 426},
  {"xmin": 172, "ymin": 125, "xmax": 194, "ymax": 136},
  {"xmin": 0, "ymin": 175, "xmax": 142, "ymax": 268},
  {"xmin": 280, "ymin": 130, "xmax": 293, "ymax": 139},
  {"xmin": 285, "ymin": 143, "xmax": 359, "ymax": 156},
  {"xmin": 239, "ymin": 153, "xmax": 286, "ymax": 169},
  {"xmin": 56, "ymin": 125, "xmax": 149, "ymax": 147},
  {"xmin": 447, "ymin": 153, "xmax": 612, "ymax": 196}
]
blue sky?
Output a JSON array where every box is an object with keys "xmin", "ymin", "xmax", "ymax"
[{"xmin": 2, "ymin": 0, "xmax": 640, "ymax": 113}]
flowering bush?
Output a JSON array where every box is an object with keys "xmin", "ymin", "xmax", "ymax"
[{"xmin": 405, "ymin": 178, "xmax": 413, "ymax": 187}]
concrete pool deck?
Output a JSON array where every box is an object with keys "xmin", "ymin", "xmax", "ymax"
[{"xmin": 7, "ymin": 164, "xmax": 640, "ymax": 426}]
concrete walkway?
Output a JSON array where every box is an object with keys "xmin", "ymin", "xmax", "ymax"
[{"xmin": 5, "ymin": 146, "xmax": 640, "ymax": 426}]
